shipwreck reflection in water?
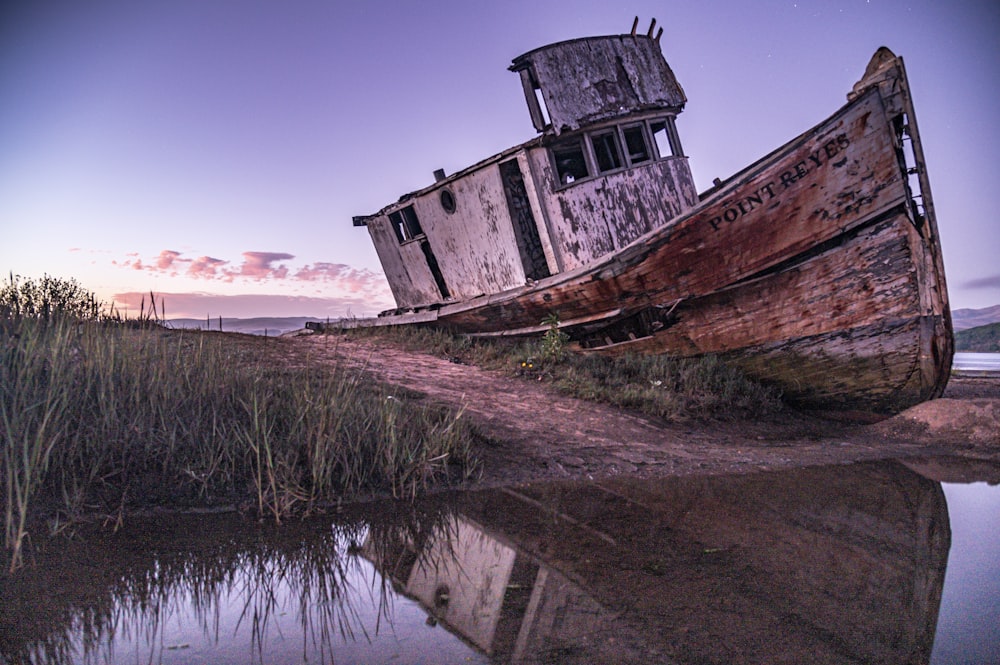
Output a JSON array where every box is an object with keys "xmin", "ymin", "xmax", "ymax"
[
  {"xmin": 0, "ymin": 461, "xmax": 957, "ymax": 664},
  {"xmin": 368, "ymin": 461, "xmax": 952, "ymax": 664}
]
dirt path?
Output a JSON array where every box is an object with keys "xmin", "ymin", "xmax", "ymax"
[{"xmin": 282, "ymin": 332, "xmax": 1000, "ymax": 486}]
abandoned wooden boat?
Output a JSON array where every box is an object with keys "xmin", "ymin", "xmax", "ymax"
[{"xmin": 335, "ymin": 24, "xmax": 953, "ymax": 416}]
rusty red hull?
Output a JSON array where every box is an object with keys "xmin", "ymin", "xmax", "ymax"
[{"xmin": 334, "ymin": 50, "xmax": 952, "ymax": 417}]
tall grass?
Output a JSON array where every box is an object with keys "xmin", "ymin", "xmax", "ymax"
[
  {"xmin": 1, "ymin": 319, "xmax": 70, "ymax": 575},
  {"xmin": 1, "ymin": 318, "xmax": 478, "ymax": 573}
]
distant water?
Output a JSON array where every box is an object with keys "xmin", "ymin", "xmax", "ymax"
[
  {"xmin": 953, "ymin": 352, "xmax": 1000, "ymax": 374},
  {"xmin": 167, "ymin": 317, "xmax": 324, "ymax": 336}
]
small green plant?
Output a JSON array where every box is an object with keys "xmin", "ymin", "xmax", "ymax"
[{"xmin": 539, "ymin": 313, "xmax": 569, "ymax": 363}]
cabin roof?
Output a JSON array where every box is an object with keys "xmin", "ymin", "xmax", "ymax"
[{"xmin": 510, "ymin": 34, "xmax": 686, "ymax": 134}]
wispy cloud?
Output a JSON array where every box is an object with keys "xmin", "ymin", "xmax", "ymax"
[
  {"xmin": 293, "ymin": 262, "xmax": 389, "ymax": 294},
  {"xmin": 294, "ymin": 262, "xmax": 352, "ymax": 282},
  {"xmin": 964, "ymin": 274, "xmax": 1000, "ymax": 290}
]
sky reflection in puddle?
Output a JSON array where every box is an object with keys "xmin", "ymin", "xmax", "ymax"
[
  {"xmin": 1, "ymin": 459, "xmax": 997, "ymax": 664},
  {"xmin": 932, "ymin": 481, "xmax": 1000, "ymax": 664}
]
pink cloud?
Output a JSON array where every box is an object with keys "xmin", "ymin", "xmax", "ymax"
[
  {"xmin": 237, "ymin": 252, "xmax": 294, "ymax": 280},
  {"xmin": 348, "ymin": 271, "xmax": 390, "ymax": 295},
  {"xmin": 187, "ymin": 256, "xmax": 229, "ymax": 279},
  {"xmin": 294, "ymin": 262, "xmax": 349, "ymax": 281},
  {"xmin": 112, "ymin": 250, "xmax": 390, "ymax": 303},
  {"xmin": 155, "ymin": 250, "xmax": 184, "ymax": 271},
  {"xmin": 111, "ymin": 251, "xmax": 151, "ymax": 271},
  {"xmin": 294, "ymin": 262, "xmax": 387, "ymax": 295}
]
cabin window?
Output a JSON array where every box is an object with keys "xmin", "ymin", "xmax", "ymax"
[
  {"xmin": 518, "ymin": 67, "xmax": 550, "ymax": 132},
  {"xmin": 552, "ymin": 139, "xmax": 589, "ymax": 184},
  {"xmin": 666, "ymin": 116, "xmax": 684, "ymax": 157},
  {"xmin": 439, "ymin": 189, "xmax": 457, "ymax": 214},
  {"xmin": 622, "ymin": 124, "xmax": 650, "ymax": 165},
  {"xmin": 650, "ymin": 121, "xmax": 672, "ymax": 158},
  {"xmin": 651, "ymin": 117, "xmax": 684, "ymax": 158},
  {"xmin": 591, "ymin": 131, "xmax": 623, "ymax": 173},
  {"xmin": 533, "ymin": 87, "xmax": 551, "ymax": 127},
  {"xmin": 388, "ymin": 205, "xmax": 424, "ymax": 243},
  {"xmin": 550, "ymin": 116, "xmax": 682, "ymax": 188}
]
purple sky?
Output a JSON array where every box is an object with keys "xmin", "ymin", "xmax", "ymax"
[{"xmin": 2, "ymin": 0, "xmax": 998, "ymax": 318}]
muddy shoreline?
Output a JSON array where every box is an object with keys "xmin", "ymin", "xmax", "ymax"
[{"xmin": 282, "ymin": 333, "xmax": 1000, "ymax": 489}]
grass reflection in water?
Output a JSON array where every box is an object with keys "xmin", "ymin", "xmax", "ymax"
[{"xmin": 0, "ymin": 504, "xmax": 483, "ymax": 665}]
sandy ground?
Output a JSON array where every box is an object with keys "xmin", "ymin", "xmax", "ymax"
[{"xmin": 276, "ymin": 332, "xmax": 1000, "ymax": 487}]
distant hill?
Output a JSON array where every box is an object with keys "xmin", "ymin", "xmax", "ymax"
[
  {"xmin": 952, "ymin": 304, "xmax": 1000, "ymax": 331},
  {"xmin": 955, "ymin": 322, "xmax": 1000, "ymax": 352},
  {"xmin": 167, "ymin": 317, "xmax": 324, "ymax": 336}
]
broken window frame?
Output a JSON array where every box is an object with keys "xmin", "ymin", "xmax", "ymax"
[
  {"xmin": 590, "ymin": 129, "xmax": 624, "ymax": 173},
  {"xmin": 621, "ymin": 123, "xmax": 652, "ymax": 165},
  {"xmin": 388, "ymin": 205, "xmax": 425, "ymax": 244},
  {"xmin": 551, "ymin": 137, "xmax": 591, "ymax": 185},
  {"xmin": 649, "ymin": 115, "xmax": 684, "ymax": 159},
  {"xmin": 550, "ymin": 113, "xmax": 683, "ymax": 190},
  {"xmin": 518, "ymin": 67, "xmax": 551, "ymax": 132}
]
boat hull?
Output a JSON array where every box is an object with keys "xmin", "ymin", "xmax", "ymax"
[{"xmin": 583, "ymin": 211, "xmax": 951, "ymax": 414}]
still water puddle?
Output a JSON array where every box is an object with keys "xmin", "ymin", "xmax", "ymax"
[
  {"xmin": 932, "ymin": 480, "xmax": 1000, "ymax": 665},
  {"xmin": 1, "ymin": 460, "xmax": 998, "ymax": 664},
  {"xmin": 953, "ymin": 351, "xmax": 1000, "ymax": 374}
]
